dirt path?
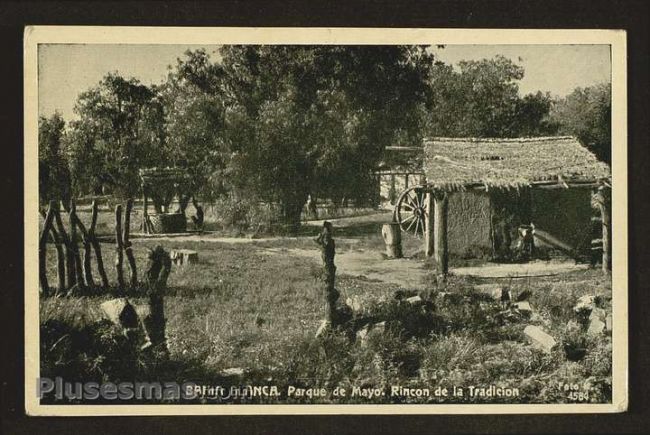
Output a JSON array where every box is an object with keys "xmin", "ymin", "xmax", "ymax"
[
  {"xmin": 262, "ymin": 247, "xmax": 428, "ymax": 288},
  {"xmin": 452, "ymin": 260, "xmax": 589, "ymax": 278},
  {"xmin": 262, "ymin": 247, "xmax": 588, "ymax": 289},
  {"xmin": 137, "ymin": 210, "xmax": 588, "ymax": 288}
]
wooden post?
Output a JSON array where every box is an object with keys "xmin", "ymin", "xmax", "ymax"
[
  {"xmin": 115, "ymin": 204, "xmax": 125, "ymax": 290},
  {"xmin": 592, "ymin": 187, "xmax": 611, "ymax": 273},
  {"xmin": 69, "ymin": 200, "xmax": 86, "ymax": 290},
  {"xmin": 142, "ymin": 191, "xmax": 149, "ymax": 234},
  {"xmin": 381, "ymin": 223, "xmax": 403, "ymax": 258},
  {"xmin": 315, "ymin": 222, "xmax": 339, "ymax": 324},
  {"xmin": 144, "ymin": 246, "xmax": 171, "ymax": 354},
  {"xmin": 434, "ymin": 192, "xmax": 449, "ymax": 276},
  {"xmin": 90, "ymin": 200, "xmax": 109, "ymax": 288},
  {"xmin": 40, "ymin": 209, "xmax": 66, "ymax": 293},
  {"xmin": 72, "ymin": 207, "xmax": 94, "ymax": 288},
  {"xmin": 53, "ymin": 202, "xmax": 76, "ymax": 288},
  {"xmin": 39, "ymin": 201, "xmax": 56, "ymax": 296},
  {"xmin": 424, "ymin": 192, "xmax": 435, "ymax": 257},
  {"xmin": 601, "ymin": 202, "xmax": 610, "ymax": 274},
  {"xmin": 124, "ymin": 199, "xmax": 138, "ymax": 287}
]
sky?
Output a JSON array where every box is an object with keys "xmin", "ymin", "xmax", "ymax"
[{"xmin": 38, "ymin": 44, "xmax": 611, "ymax": 121}]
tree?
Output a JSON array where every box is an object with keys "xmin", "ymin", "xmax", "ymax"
[
  {"xmin": 426, "ymin": 55, "xmax": 556, "ymax": 138},
  {"xmin": 65, "ymin": 73, "xmax": 166, "ymax": 198},
  {"xmin": 39, "ymin": 112, "xmax": 71, "ymax": 205},
  {"xmin": 159, "ymin": 50, "xmax": 228, "ymax": 210},
  {"xmin": 214, "ymin": 45, "xmax": 434, "ymax": 231},
  {"xmin": 549, "ymin": 83, "xmax": 611, "ymax": 163}
]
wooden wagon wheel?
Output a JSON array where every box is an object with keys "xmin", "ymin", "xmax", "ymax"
[{"xmin": 393, "ymin": 185, "xmax": 429, "ymax": 238}]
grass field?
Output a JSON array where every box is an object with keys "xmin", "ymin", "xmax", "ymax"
[{"xmin": 39, "ymin": 213, "xmax": 613, "ymax": 404}]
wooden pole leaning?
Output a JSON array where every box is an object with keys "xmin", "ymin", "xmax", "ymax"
[
  {"xmin": 38, "ymin": 200, "xmax": 56, "ymax": 296},
  {"xmin": 115, "ymin": 204, "xmax": 125, "ymax": 290},
  {"xmin": 124, "ymin": 198, "xmax": 138, "ymax": 288},
  {"xmin": 90, "ymin": 200, "xmax": 110, "ymax": 288}
]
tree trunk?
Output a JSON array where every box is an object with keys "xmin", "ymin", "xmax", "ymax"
[{"xmin": 281, "ymin": 195, "xmax": 307, "ymax": 234}]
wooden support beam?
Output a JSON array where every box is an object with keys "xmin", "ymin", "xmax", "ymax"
[
  {"xmin": 124, "ymin": 198, "xmax": 138, "ymax": 287},
  {"xmin": 41, "ymin": 209, "xmax": 66, "ymax": 293},
  {"xmin": 38, "ymin": 200, "xmax": 56, "ymax": 296},
  {"xmin": 53, "ymin": 202, "xmax": 76, "ymax": 288},
  {"xmin": 142, "ymin": 191, "xmax": 149, "ymax": 234},
  {"xmin": 72, "ymin": 206, "xmax": 95, "ymax": 288},
  {"xmin": 591, "ymin": 188, "xmax": 611, "ymax": 274},
  {"xmin": 433, "ymin": 192, "xmax": 449, "ymax": 276},
  {"xmin": 90, "ymin": 200, "xmax": 110, "ymax": 288},
  {"xmin": 115, "ymin": 204, "xmax": 125, "ymax": 290},
  {"xmin": 424, "ymin": 192, "xmax": 435, "ymax": 257},
  {"xmin": 69, "ymin": 200, "xmax": 87, "ymax": 291}
]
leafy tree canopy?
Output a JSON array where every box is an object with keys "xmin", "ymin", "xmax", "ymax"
[
  {"xmin": 426, "ymin": 55, "xmax": 556, "ymax": 138},
  {"xmin": 212, "ymin": 46, "xmax": 435, "ymax": 229},
  {"xmin": 549, "ymin": 83, "xmax": 611, "ymax": 163},
  {"xmin": 39, "ymin": 112, "xmax": 71, "ymax": 205},
  {"xmin": 65, "ymin": 73, "xmax": 166, "ymax": 198}
]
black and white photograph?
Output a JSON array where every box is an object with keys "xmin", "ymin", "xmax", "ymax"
[{"xmin": 24, "ymin": 27, "xmax": 628, "ymax": 415}]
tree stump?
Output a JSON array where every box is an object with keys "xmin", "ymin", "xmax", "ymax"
[
  {"xmin": 170, "ymin": 249, "xmax": 199, "ymax": 266},
  {"xmin": 381, "ymin": 222, "xmax": 403, "ymax": 258}
]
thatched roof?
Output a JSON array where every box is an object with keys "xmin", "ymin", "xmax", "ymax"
[
  {"xmin": 422, "ymin": 136, "xmax": 610, "ymax": 190},
  {"xmin": 139, "ymin": 167, "xmax": 187, "ymax": 184}
]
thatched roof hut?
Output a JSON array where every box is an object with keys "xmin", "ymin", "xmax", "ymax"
[
  {"xmin": 422, "ymin": 136, "xmax": 610, "ymax": 191},
  {"xmin": 383, "ymin": 136, "xmax": 611, "ymax": 275}
]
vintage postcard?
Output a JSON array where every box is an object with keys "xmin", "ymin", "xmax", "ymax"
[{"xmin": 24, "ymin": 26, "xmax": 628, "ymax": 415}]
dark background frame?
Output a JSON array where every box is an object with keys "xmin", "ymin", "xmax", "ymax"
[{"xmin": 1, "ymin": 1, "xmax": 648, "ymax": 433}]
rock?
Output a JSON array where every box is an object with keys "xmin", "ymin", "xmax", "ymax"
[
  {"xmin": 587, "ymin": 318, "xmax": 606, "ymax": 336},
  {"xmin": 605, "ymin": 315, "xmax": 612, "ymax": 332},
  {"xmin": 373, "ymin": 321, "xmax": 386, "ymax": 334},
  {"xmin": 346, "ymin": 296, "xmax": 363, "ymax": 312},
  {"xmin": 524, "ymin": 325, "xmax": 557, "ymax": 353},
  {"xmin": 574, "ymin": 295, "xmax": 596, "ymax": 313},
  {"xmin": 221, "ymin": 367, "xmax": 245, "ymax": 377},
  {"xmin": 315, "ymin": 319, "xmax": 330, "ymax": 337},
  {"xmin": 133, "ymin": 304, "xmax": 151, "ymax": 319},
  {"xmin": 406, "ymin": 295, "xmax": 423, "ymax": 305},
  {"xmin": 357, "ymin": 321, "xmax": 387, "ymax": 345},
  {"xmin": 589, "ymin": 307, "xmax": 606, "ymax": 322},
  {"xmin": 474, "ymin": 284, "xmax": 503, "ymax": 301},
  {"xmin": 170, "ymin": 249, "xmax": 199, "ymax": 266},
  {"xmin": 100, "ymin": 298, "xmax": 139, "ymax": 329},
  {"xmin": 356, "ymin": 325, "xmax": 370, "ymax": 342},
  {"xmin": 513, "ymin": 301, "xmax": 533, "ymax": 315}
]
